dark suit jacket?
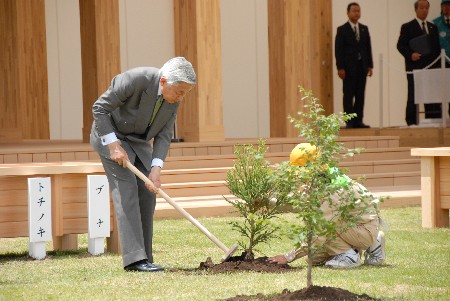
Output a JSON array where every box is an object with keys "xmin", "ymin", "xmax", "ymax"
[
  {"xmin": 397, "ymin": 19, "xmax": 441, "ymax": 71},
  {"xmin": 335, "ymin": 22, "xmax": 373, "ymax": 75},
  {"xmin": 90, "ymin": 67, "xmax": 179, "ymax": 171}
]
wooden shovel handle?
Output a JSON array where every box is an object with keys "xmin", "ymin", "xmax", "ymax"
[{"xmin": 126, "ymin": 161, "xmax": 230, "ymax": 253}]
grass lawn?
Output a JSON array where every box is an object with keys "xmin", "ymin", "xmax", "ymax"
[{"xmin": 0, "ymin": 206, "xmax": 449, "ymax": 301}]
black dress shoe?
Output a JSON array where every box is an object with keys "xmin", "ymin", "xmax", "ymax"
[
  {"xmin": 124, "ymin": 260, "xmax": 164, "ymax": 272},
  {"xmin": 146, "ymin": 263, "xmax": 164, "ymax": 272},
  {"xmin": 145, "ymin": 260, "xmax": 165, "ymax": 272}
]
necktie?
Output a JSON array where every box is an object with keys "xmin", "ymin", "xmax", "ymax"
[
  {"xmin": 446, "ymin": 19, "xmax": 450, "ymax": 26},
  {"xmin": 422, "ymin": 21, "xmax": 427, "ymax": 34},
  {"xmin": 354, "ymin": 25, "xmax": 359, "ymax": 41},
  {"xmin": 149, "ymin": 95, "xmax": 163, "ymax": 126},
  {"xmin": 354, "ymin": 25, "xmax": 361, "ymax": 60}
]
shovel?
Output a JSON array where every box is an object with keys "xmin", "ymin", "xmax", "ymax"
[{"xmin": 126, "ymin": 161, "xmax": 238, "ymax": 262}]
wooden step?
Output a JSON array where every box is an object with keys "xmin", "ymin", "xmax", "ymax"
[
  {"xmin": 161, "ymin": 181, "xmax": 230, "ymax": 198},
  {"xmin": 164, "ymin": 152, "xmax": 285, "ymax": 170},
  {"xmin": 354, "ymin": 171, "xmax": 421, "ymax": 187},
  {"xmin": 340, "ymin": 147, "xmax": 414, "ymax": 162},
  {"xmin": 0, "ymin": 136, "xmax": 401, "ymax": 164},
  {"xmin": 161, "ymin": 167, "xmax": 230, "ymax": 183},
  {"xmin": 372, "ymin": 185, "xmax": 421, "ymax": 208},
  {"xmin": 161, "ymin": 158, "xmax": 420, "ymax": 184},
  {"xmin": 153, "ymin": 185, "xmax": 421, "ymax": 219},
  {"xmin": 340, "ymin": 127, "xmax": 450, "ymax": 147},
  {"xmin": 154, "ymin": 195, "xmax": 238, "ymax": 219},
  {"xmin": 159, "ymin": 170, "xmax": 420, "ymax": 198},
  {"xmin": 166, "ymin": 136, "xmax": 401, "ymax": 157},
  {"xmin": 343, "ymin": 159, "xmax": 420, "ymax": 174},
  {"xmin": 164, "ymin": 147, "xmax": 414, "ymax": 170}
]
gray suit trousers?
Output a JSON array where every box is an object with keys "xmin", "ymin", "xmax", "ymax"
[{"xmin": 100, "ymin": 156, "xmax": 156, "ymax": 267}]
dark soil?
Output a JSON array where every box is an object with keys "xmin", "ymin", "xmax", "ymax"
[
  {"xmin": 198, "ymin": 252, "xmax": 381, "ymax": 301},
  {"xmin": 224, "ymin": 285, "xmax": 381, "ymax": 301},
  {"xmin": 198, "ymin": 252, "xmax": 295, "ymax": 274}
]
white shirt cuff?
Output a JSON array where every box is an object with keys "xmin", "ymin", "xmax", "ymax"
[
  {"xmin": 100, "ymin": 133, "xmax": 118, "ymax": 146},
  {"xmin": 151, "ymin": 158, "xmax": 164, "ymax": 169}
]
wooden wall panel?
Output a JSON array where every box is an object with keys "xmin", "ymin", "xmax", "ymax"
[
  {"xmin": 16, "ymin": 0, "xmax": 50, "ymax": 139},
  {"xmin": 268, "ymin": 0, "xmax": 287, "ymax": 137},
  {"xmin": 79, "ymin": 0, "xmax": 121, "ymax": 142},
  {"xmin": 0, "ymin": 206, "xmax": 27, "ymax": 223},
  {"xmin": 0, "ymin": 0, "xmax": 19, "ymax": 137},
  {"xmin": 0, "ymin": 0, "xmax": 49, "ymax": 141},
  {"xmin": 268, "ymin": 0, "xmax": 333, "ymax": 137},
  {"xmin": 174, "ymin": 0, "xmax": 225, "ymax": 142},
  {"xmin": 310, "ymin": 0, "xmax": 333, "ymax": 114},
  {"xmin": 0, "ymin": 221, "xmax": 28, "ymax": 238},
  {"xmin": 286, "ymin": 0, "xmax": 310, "ymax": 137}
]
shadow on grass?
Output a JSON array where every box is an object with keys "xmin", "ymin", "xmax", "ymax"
[
  {"xmin": 0, "ymin": 248, "xmax": 97, "ymax": 262},
  {"xmin": 167, "ymin": 265, "xmax": 303, "ymax": 275},
  {"xmin": 165, "ymin": 267, "xmax": 205, "ymax": 274},
  {"xmin": 0, "ymin": 250, "xmax": 392, "ymax": 275}
]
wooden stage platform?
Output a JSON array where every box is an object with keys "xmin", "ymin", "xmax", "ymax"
[
  {"xmin": 2, "ymin": 127, "xmax": 444, "ymax": 252},
  {"xmin": 339, "ymin": 125, "xmax": 450, "ymax": 148},
  {"xmin": 0, "ymin": 128, "xmax": 431, "ymax": 217}
]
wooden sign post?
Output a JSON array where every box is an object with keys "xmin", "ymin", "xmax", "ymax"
[
  {"xmin": 87, "ymin": 175, "xmax": 110, "ymax": 255},
  {"xmin": 28, "ymin": 177, "xmax": 52, "ymax": 260}
]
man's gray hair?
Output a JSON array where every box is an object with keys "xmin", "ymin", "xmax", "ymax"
[{"xmin": 160, "ymin": 57, "xmax": 197, "ymax": 85}]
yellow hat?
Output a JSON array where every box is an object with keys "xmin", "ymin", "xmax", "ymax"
[{"xmin": 290, "ymin": 143, "xmax": 318, "ymax": 166}]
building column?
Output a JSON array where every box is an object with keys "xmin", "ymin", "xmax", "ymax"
[
  {"xmin": 268, "ymin": 0, "xmax": 333, "ymax": 137},
  {"xmin": 79, "ymin": 0, "xmax": 121, "ymax": 143},
  {"xmin": 0, "ymin": 0, "xmax": 49, "ymax": 141},
  {"xmin": 174, "ymin": 0, "xmax": 225, "ymax": 142}
]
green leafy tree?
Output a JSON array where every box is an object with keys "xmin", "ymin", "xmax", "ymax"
[
  {"xmin": 224, "ymin": 139, "xmax": 288, "ymax": 261},
  {"xmin": 271, "ymin": 87, "xmax": 381, "ymax": 287}
]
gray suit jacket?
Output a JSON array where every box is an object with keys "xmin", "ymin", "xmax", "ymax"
[{"xmin": 90, "ymin": 67, "xmax": 179, "ymax": 170}]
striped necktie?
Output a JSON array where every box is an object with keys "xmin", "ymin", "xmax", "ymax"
[
  {"xmin": 149, "ymin": 95, "xmax": 164, "ymax": 126},
  {"xmin": 354, "ymin": 25, "xmax": 359, "ymax": 41}
]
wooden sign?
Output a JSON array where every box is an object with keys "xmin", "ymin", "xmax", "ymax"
[
  {"xmin": 87, "ymin": 175, "xmax": 110, "ymax": 255},
  {"xmin": 28, "ymin": 177, "xmax": 52, "ymax": 259}
]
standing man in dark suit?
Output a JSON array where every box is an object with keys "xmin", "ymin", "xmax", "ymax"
[
  {"xmin": 335, "ymin": 2, "xmax": 373, "ymax": 129},
  {"xmin": 397, "ymin": 0, "xmax": 441, "ymax": 126},
  {"xmin": 90, "ymin": 57, "xmax": 196, "ymax": 272}
]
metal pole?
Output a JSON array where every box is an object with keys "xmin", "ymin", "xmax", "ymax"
[
  {"xmin": 379, "ymin": 53, "xmax": 384, "ymax": 128},
  {"xmin": 171, "ymin": 116, "xmax": 184, "ymax": 142},
  {"xmin": 441, "ymin": 49, "xmax": 447, "ymax": 128}
]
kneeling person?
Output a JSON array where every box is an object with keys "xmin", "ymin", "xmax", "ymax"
[{"xmin": 268, "ymin": 143, "xmax": 386, "ymax": 269}]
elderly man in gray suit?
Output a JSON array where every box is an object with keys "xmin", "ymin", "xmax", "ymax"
[{"xmin": 91, "ymin": 57, "xmax": 196, "ymax": 272}]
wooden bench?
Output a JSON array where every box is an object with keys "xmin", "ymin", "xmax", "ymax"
[
  {"xmin": 0, "ymin": 162, "xmax": 120, "ymax": 253},
  {"xmin": 411, "ymin": 147, "xmax": 450, "ymax": 228}
]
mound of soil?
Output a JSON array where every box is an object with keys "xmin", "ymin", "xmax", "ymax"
[
  {"xmin": 199, "ymin": 252, "xmax": 380, "ymax": 300},
  {"xmin": 198, "ymin": 252, "xmax": 294, "ymax": 274},
  {"xmin": 225, "ymin": 285, "xmax": 381, "ymax": 301}
]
